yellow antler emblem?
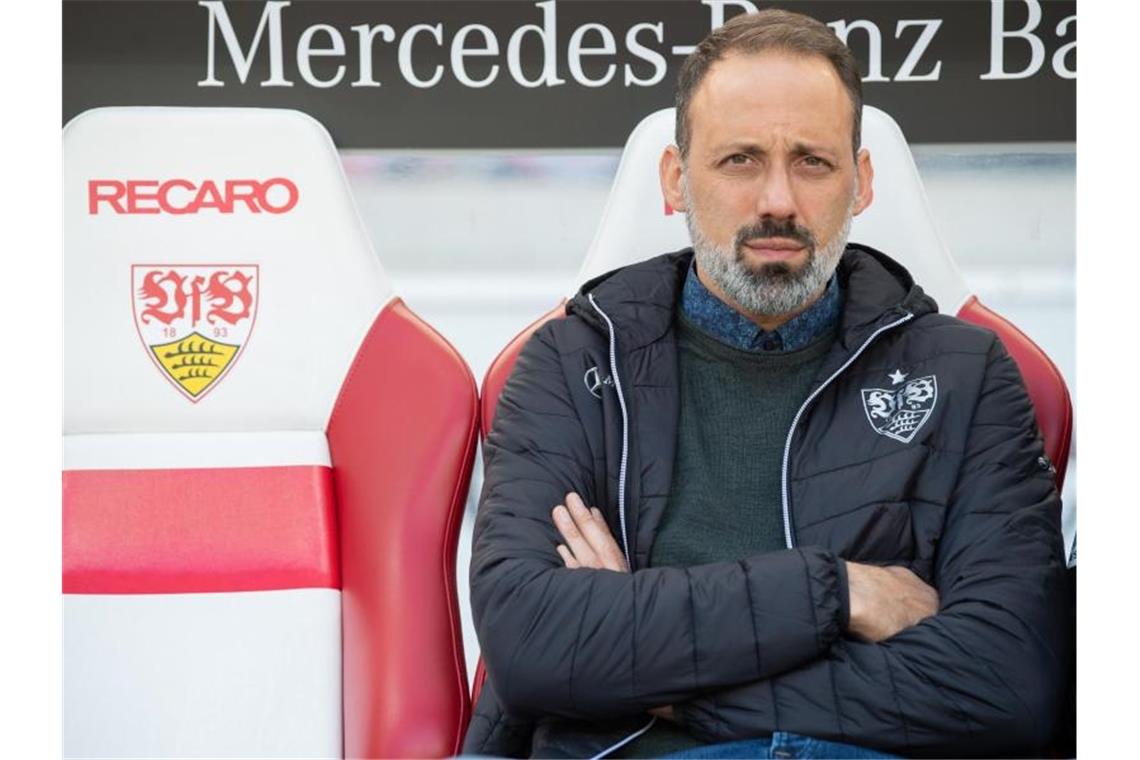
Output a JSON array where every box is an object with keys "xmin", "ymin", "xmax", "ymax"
[{"xmin": 152, "ymin": 333, "xmax": 240, "ymax": 398}]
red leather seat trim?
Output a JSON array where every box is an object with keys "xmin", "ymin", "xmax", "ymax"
[
  {"xmin": 957, "ymin": 296, "xmax": 1073, "ymax": 488},
  {"xmin": 63, "ymin": 465, "xmax": 339, "ymax": 594},
  {"xmin": 328, "ymin": 298, "xmax": 479, "ymax": 759},
  {"xmin": 470, "ymin": 659, "xmax": 488, "ymax": 718}
]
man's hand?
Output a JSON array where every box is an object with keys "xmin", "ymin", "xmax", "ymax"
[
  {"xmin": 552, "ymin": 492, "xmax": 628, "ymax": 572},
  {"xmin": 846, "ymin": 562, "xmax": 939, "ymax": 642}
]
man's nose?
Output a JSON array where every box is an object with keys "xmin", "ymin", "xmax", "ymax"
[{"xmin": 754, "ymin": 166, "xmax": 797, "ymax": 221}]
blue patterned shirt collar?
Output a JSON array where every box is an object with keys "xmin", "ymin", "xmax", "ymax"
[{"xmin": 680, "ymin": 260, "xmax": 842, "ymax": 352}]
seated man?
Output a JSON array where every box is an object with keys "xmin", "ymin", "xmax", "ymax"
[{"xmin": 464, "ymin": 9, "xmax": 1067, "ymax": 759}]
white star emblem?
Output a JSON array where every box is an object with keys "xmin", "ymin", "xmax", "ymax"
[{"xmin": 888, "ymin": 369, "xmax": 907, "ymax": 385}]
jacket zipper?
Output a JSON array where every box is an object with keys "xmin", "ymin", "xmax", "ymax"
[
  {"xmin": 779, "ymin": 311, "xmax": 915, "ymax": 548},
  {"xmin": 588, "ymin": 716, "xmax": 657, "ymax": 760},
  {"xmin": 587, "ymin": 293, "xmax": 633, "ymax": 569},
  {"xmin": 584, "ymin": 293, "xmax": 643, "ymax": 758}
]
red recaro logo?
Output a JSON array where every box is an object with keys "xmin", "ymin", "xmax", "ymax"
[{"xmin": 88, "ymin": 178, "xmax": 299, "ymax": 215}]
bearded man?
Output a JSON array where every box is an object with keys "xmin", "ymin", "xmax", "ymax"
[{"xmin": 464, "ymin": 9, "xmax": 1067, "ymax": 759}]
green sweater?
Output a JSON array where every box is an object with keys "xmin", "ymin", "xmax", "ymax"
[{"xmin": 619, "ymin": 314, "xmax": 834, "ymax": 758}]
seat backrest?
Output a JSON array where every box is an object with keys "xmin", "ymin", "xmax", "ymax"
[
  {"xmin": 64, "ymin": 107, "xmax": 477, "ymax": 758},
  {"xmin": 482, "ymin": 107, "xmax": 1071, "ymax": 484}
]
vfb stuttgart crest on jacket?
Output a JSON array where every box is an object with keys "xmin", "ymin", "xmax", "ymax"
[
  {"xmin": 861, "ymin": 373, "xmax": 938, "ymax": 443},
  {"xmin": 132, "ymin": 265, "xmax": 258, "ymax": 402}
]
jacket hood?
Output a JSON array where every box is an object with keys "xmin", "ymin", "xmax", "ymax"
[
  {"xmin": 568, "ymin": 244, "xmax": 938, "ymax": 351},
  {"xmin": 568, "ymin": 249, "xmax": 692, "ymax": 348}
]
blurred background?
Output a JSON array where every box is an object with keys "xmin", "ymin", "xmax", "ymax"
[{"xmin": 340, "ymin": 142, "xmax": 1076, "ymax": 682}]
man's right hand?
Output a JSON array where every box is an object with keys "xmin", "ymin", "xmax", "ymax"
[{"xmin": 845, "ymin": 562, "xmax": 939, "ymax": 642}]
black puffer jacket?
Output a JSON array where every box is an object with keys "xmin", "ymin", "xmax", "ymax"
[{"xmin": 464, "ymin": 247, "xmax": 1067, "ymax": 758}]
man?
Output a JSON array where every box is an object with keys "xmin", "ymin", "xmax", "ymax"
[{"xmin": 464, "ymin": 9, "xmax": 1067, "ymax": 759}]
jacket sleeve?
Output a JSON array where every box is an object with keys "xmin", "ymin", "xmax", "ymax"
[
  {"xmin": 676, "ymin": 337, "xmax": 1069, "ymax": 757},
  {"xmin": 471, "ymin": 322, "xmax": 851, "ymax": 720}
]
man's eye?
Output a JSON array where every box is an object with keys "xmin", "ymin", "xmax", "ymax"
[
  {"xmin": 726, "ymin": 154, "xmax": 751, "ymax": 165},
  {"xmin": 801, "ymin": 156, "xmax": 831, "ymax": 169}
]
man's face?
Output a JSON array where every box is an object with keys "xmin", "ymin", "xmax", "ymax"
[{"xmin": 661, "ymin": 51, "xmax": 874, "ymax": 321}]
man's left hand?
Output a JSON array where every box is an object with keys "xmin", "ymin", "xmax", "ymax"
[
  {"xmin": 552, "ymin": 492, "xmax": 628, "ymax": 572},
  {"xmin": 846, "ymin": 562, "xmax": 939, "ymax": 642}
]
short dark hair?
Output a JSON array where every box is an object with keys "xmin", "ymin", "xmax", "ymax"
[{"xmin": 675, "ymin": 9, "xmax": 863, "ymax": 160}]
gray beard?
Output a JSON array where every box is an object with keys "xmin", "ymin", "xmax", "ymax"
[{"xmin": 683, "ymin": 186, "xmax": 854, "ymax": 319}]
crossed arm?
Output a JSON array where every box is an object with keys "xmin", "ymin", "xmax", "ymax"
[
  {"xmin": 552, "ymin": 493, "xmax": 939, "ymax": 644},
  {"xmin": 550, "ymin": 492, "xmax": 940, "ymax": 721}
]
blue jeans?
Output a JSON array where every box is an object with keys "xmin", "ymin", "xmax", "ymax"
[{"xmin": 661, "ymin": 731, "xmax": 898, "ymax": 759}]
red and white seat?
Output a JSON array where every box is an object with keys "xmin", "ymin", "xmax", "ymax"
[
  {"xmin": 64, "ymin": 108, "xmax": 477, "ymax": 758},
  {"xmin": 472, "ymin": 105, "xmax": 1074, "ymax": 707}
]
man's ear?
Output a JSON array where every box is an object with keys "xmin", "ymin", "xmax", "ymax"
[
  {"xmin": 660, "ymin": 144, "xmax": 687, "ymax": 213},
  {"xmin": 853, "ymin": 147, "xmax": 874, "ymax": 216}
]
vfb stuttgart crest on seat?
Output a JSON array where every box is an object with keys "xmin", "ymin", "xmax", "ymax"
[
  {"xmin": 861, "ymin": 372, "xmax": 938, "ymax": 444},
  {"xmin": 131, "ymin": 265, "xmax": 258, "ymax": 402}
]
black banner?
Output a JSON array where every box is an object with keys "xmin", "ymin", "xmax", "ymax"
[{"xmin": 63, "ymin": 0, "xmax": 1076, "ymax": 148}]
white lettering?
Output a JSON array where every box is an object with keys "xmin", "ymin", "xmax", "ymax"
[
  {"xmin": 398, "ymin": 23, "xmax": 445, "ymax": 88},
  {"xmin": 1052, "ymin": 14, "xmax": 1076, "ymax": 79},
  {"xmin": 568, "ymin": 23, "xmax": 617, "ymax": 87},
  {"xmin": 198, "ymin": 0, "xmax": 292, "ymax": 87},
  {"xmin": 452, "ymin": 24, "xmax": 500, "ymax": 88},
  {"xmin": 507, "ymin": 0, "xmax": 566, "ymax": 88},
  {"xmin": 296, "ymin": 24, "xmax": 346, "ymax": 88},
  {"xmin": 894, "ymin": 19, "xmax": 942, "ymax": 82},
  {"xmin": 351, "ymin": 24, "xmax": 395, "ymax": 87},
  {"xmin": 827, "ymin": 19, "xmax": 890, "ymax": 82},
  {"xmin": 624, "ymin": 22, "xmax": 667, "ymax": 87},
  {"xmin": 981, "ymin": 0, "xmax": 1045, "ymax": 80}
]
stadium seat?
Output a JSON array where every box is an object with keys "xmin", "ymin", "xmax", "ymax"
[
  {"xmin": 64, "ymin": 107, "xmax": 478, "ymax": 759},
  {"xmin": 471, "ymin": 105, "xmax": 1074, "ymax": 712}
]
